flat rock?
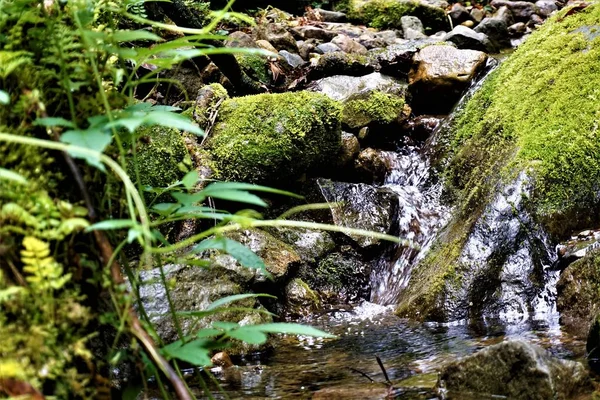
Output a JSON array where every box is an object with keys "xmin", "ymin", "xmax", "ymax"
[{"xmin": 444, "ymin": 25, "xmax": 496, "ymax": 52}]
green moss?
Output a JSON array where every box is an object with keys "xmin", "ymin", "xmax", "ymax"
[
  {"xmin": 204, "ymin": 91, "xmax": 342, "ymax": 185},
  {"xmin": 342, "ymin": 91, "xmax": 405, "ymax": 129},
  {"xmin": 348, "ymin": 0, "xmax": 448, "ymax": 33},
  {"xmin": 236, "ymin": 53, "xmax": 271, "ymax": 84},
  {"xmin": 128, "ymin": 125, "xmax": 192, "ymax": 191}
]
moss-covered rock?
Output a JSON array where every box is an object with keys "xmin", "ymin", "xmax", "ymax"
[
  {"xmin": 203, "ymin": 91, "xmax": 342, "ymax": 186},
  {"xmin": 397, "ymin": 5, "xmax": 600, "ymax": 321},
  {"xmin": 347, "ymin": 0, "xmax": 449, "ymax": 33},
  {"xmin": 343, "ymin": 90, "xmax": 407, "ymax": 129},
  {"xmin": 284, "ymin": 278, "xmax": 323, "ymax": 317},
  {"xmin": 128, "ymin": 125, "xmax": 192, "ymax": 191}
]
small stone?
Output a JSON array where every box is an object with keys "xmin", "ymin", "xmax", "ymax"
[
  {"xmin": 461, "ymin": 20, "xmax": 475, "ymax": 27},
  {"xmin": 340, "ymin": 132, "xmax": 360, "ymax": 166},
  {"xmin": 279, "ymin": 50, "xmax": 305, "ymax": 68},
  {"xmin": 375, "ymin": 30, "xmax": 401, "ymax": 45},
  {"xmin": 493, "ymin": 5, "xmax": 516, "ymax": 25},
  {"xmin": 528, "ymin": 13, "xmax": 545, "ymax": 27},
  {"xmin": 491, "ymin": 0, "xmax": 540, "ymax": 21},
  {"xmin": 470, "ymin": 8, "xmax": 486, "ymax": 23},
  {"xmin": 255, "ymin": 39, "xmax": 278, "ymax": 53},
  {"xmin": 225, "ymin": 31, "xmax": 257, "ymax": 48},
  {"xmin": 450, "ymin": 2, "xmax": 474, "ymax": 25},
  {"xmin": 316, "ymin": 42, "xmax": 342, "ymax": 54},
  {"xmin": 535, "ymin": 0, "xmax": 558, "ymax": 17},
  {"xmin": 294, "ymin": 25, "xmax": 337, "ymax": 42},
  {"xmin": 358, "ymin": 126, "xmax": 369, "ymax": 140},
  {"xmin": 314, "ymin": 9, "xmax": 347, "ymax": 22},
  {"xmin": 475, "ymin": 17, "xmax": 511, "ymax": 49},
  {"xmin": 508, "ymin": 22, "xmax": 527, "ymax": 36},
  {"xmin": 331, "ymin": 34, "xmax": 368, "ymax": 55},
  {"xmin": 401, "ymin": 15, "xmax": 425, "ymax": 35},
  {"xmin": 211, "ymin": 352, "xmax": 234, "ymax": 369},
  {"xmin": 444, "ymin": 25, "xmax": 496, "ymax": 52},
  {"xmin": 255, "ymin": 23, "xmax": 299, "ymax": 53}
]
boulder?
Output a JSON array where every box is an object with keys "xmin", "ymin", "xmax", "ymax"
[
  {"xmin": 535, "ymin": 0, "xmax": 558, "ymax": 17},
  {"xmin": 438, "ymin": 340, "xmax": 593, "ymax": 399},
  {"xmin": 354, "ymin": 148, "xmax": 401, "ymax": 183},
  {"xmin": 317, "ymin": 179, "xmax": 400, "ymax": 247},
  {"xmin": 490, "ymin": 0, "xmax": 540, "ymax": 21},
  {"xmin": 346, "ymin": 0, "xmax": 449, "ymax": 33},
  {"xmin": 408, "ymin": 44, "xmax": 488, "ymax": 114},
  {"xmin": 340, "ymin": 132, "xmax": 361, "ymax": 166},
  {"xmin": 284, "ymin": 278, "xmax": 322, "ymax": 317},
  {"xmin": 474, "ymin": 17, "xmax": 511, "ymax": 49},
  {"xmin": 316, "ymin": 42, "xmax": 342, "ymax": 53},
  {"xmin": 279, "ymin": 50, "xmax": 305, "ymax": 68},
  {"xmin": 331, "ymin": 34, "xmax": 369, "ymax": 54},
  {"xmin": 308, "ymin": 72, "xmax": 409, "ymax": 129},
  {"xmin": 449, "ymin": 3, "xmax": 474, "ymax": 25},
  {"xmin": 202, "ymin": 91, "xmax": 342, "ymax": 185},
  {"xmin": 309, "ymin": 51, "xmax": 376, "ymax": 79},
  {"xmin": 444, "ymin": 25, "xmax": 496, "ymax": 52},
  {"xmin": 255, "ymin": 23, "xmax": 299, "ymax": 53},
  {"xmin": 270, "ymin": 228, "xmax": 336, "ymax": 263},
  {"xmin": 401, "ymin": 16, "xmax": 426, "ymax": 39}
]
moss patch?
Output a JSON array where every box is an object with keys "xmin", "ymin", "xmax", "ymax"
[
  {"xmin": 348, "ymin": 0, "xmax": 448, "ymax": 33},
  {"xmin": 204, "ymin": 91, "xmax": 342, "ymax": 185},
  {"xmin": 342, "ymin": 91, "xmax": 406, "ymax": 129}
]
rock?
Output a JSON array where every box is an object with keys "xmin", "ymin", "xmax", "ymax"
[
  {"xmin": 449, "ymin": 3, "xmax": 474, "ymax": 25},
  {"xmin": 528, "ymin": 13, "xmax": 545, "ymax": 27},
  {"xmin": 346, "ymin": 0, "xmax": 448, "ymax": 33},
  {"xmin": 284, "ymin": 278, "xmax": 322, "ymax": 317},
  {"xmin": 293, "ymin": 25, "xmax": 337, "ymax": 42},
  {"xmin": 461, "ymin": 20, "xmax": 475, "ymax": 27},
  {"xmin": 302, "ymin": 249, "xmax": 372, "ymax": 301},
  {"xmin": 401, "ymin": 115, "xmax": 442, "ymax": 142},
  {"xmin": 474, "ymin": 17, "xmax": 511, "ymax": 49},
  {"xmin": 317, "ymin": 179, "xmax": 400, "ymax": 247},
  {"xmin": 316, "ymin": 42, "xmax": 342, "ymax": 54},
  {"xmin": 408, "ymin": 44, "xmax": 488, "ymax": 114},
  {"xmin": 225, "ymin": 31, "xmax": 257, "ymax": 48},
  {"xmin": 401, "ymin": 15, "xmax": 425, "ymax": 35},
  {"xmin": 235, "ymin": 53, "xmax": 272, "ymax": 84},
  {"xmin": 490, "ymin": 0, "xmax": 540, "ymax": 21},
  {"xmin": 308, "ymin": 72, "xmax": 409, "ymax": 129},
  {"xmin": 508, "ymin": 21, "xmax": 527, "ymax": 36},
  {"xmin": 138, "ymin": 264, "xmax": 272, "ymax": 348},
  {"xmin": 279, "ymin": 50, "xmax": 305, "ymax": 68},
  {"xmin": 493, "ymin": 5, "xmax": 516, "ymax": 25},
  {"xmin": 358, "ymin": 34, "xmax": 388, "ymax": 49},
  {"xmin": 255, "ymin": 39, "xmax": 278, "ymax": 53},
  {"xmin": 313, "ymin": 384, "xmax": 390, "ymax": 400},
  {"xmin": 354, "ymin": 148, "xmax": 399, "ymax": 183},
  {"xmin": 438, "ymin": 340, "xmax": 593, "ymax": 400},
  {"xmin": 309, "ymin": 51, "xmax": 376, "ymax": 80},
  {"xmin": 202, "ymin": 91, "xmax": 342, "ymax": 185},
  {"xmin": 270, "ymin": 228, "xmax": 336, "ymax": 263},
  {"xmin": 255, "ymin": 23, "xmax": 299, "ymax": 53},
  {"xmin": 211, "ymin": 352, "xmax": 234, "ymax": 368},
  {"xmin": 372, "ymin": 42, "xmax": 420, "ymax": 77},
  {"xmin": 340, "ymin": 132, "xmax": 361, "ymax": 166},
  {"xmin": 535, "ymin": 0, "xmax": 558, "ymax": 17},
  {"xmin": 375, "ymin": 30, "xmax": 402, "ymax": 45},
  {"xmin": 470, "ymin": 7, "xmax": 486, "ymax": 23},
  {"xmin": 557, "ymin": 250, "xmax": 600, "ymax": 338},
  {"xmin": 444, "ymin": 25, "xmax": 496, "ymax": 52},
  {"xmin": 331, "ymin": 34, "xmax": 368, "ymax": 54},
  {"xmin": 214, "ymin": 230, "xmax": 301, "ymax": 283},
  {"xmin": 315, "ymin": 9, "xmax": 347, "ymax": 22}
]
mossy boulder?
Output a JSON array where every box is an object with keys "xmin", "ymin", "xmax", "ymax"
[
  {"xmin": 203, "ymin": 91, "xmax": 343, "ymax": 186},
  {"xmin": 284, "ymin": 278, "xmax": 323, "ymax": 317},
  {"xmin": 397, "ymin": 5, "xmax": 600, "ymax": 321},
  {"xmin": 347, "ymin": 0, "xmax": 449, "ymax": 33},
  {"xmin": 127, "ymin": 125, "xmax": 192, "ymax": 191}
]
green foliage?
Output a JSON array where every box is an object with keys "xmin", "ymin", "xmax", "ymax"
[
  {"xmin": 342, "ymin": 90, "xmax": 406, "ymax": 129},
  {"xmin": 347, "ymin": 0, "xmax": 448, "ymax": 32}
]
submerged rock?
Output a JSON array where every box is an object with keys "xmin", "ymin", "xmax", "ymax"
[
  {"xmin": 408, "ymin": 44, "xmax": 488, "ymax": 114},
  {"xmin": 202, "ymin": 91, "xmax": 342, "ymax": 186},
  {"xmin": 438, "ymin": 340, "xmax": 592, "ymax": 399}
]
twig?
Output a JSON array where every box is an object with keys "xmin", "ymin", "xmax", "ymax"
[
  {"xmin": 349, "ymin": 367, "xmax": 375, "ymax": 383},
  {"xmin": 376, "ymin": 356, "xmax": 392, "ymax": 386}
]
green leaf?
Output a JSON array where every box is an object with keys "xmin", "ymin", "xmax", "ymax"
[
  {"xmin": 34, "ymin": 117, "xmax": 76, "ymax": 129},
  {"xmin": 85, "ymin": 219, "xmax": 136, "ymax": 232},
  {"xmin": 171, "ymin": 192, "xmax": 205, "ymax": 206},
  {"xmin": 60, "ymin": 128, "xmax": 112, "ymax": 171},
  {"xmin": 142, "ymin": 111, "xmax": 204, "ymax": 136},
  {"xmin": 111, "ymin": 30, "xmax": 162, "ymax": 42},
  {"xmin": 243, "ymin": 323, "xmax": 336, "ymax": 338},
  {"xmin": 226, "ymin": 328, "xmax": 268, "ymax": 345},
  {"xmin": 176, "ymin": 306, "xmax": 275, "ymax": 319},
  {"xmin": 0, "ymin": 168, "xmax": 27, "ymax": 184},
  {"xmin": 162, "ymin": 340, "xmax": 212, "ymax": 366},
  {"xmin": 206, "ymin": 293, "xmax": 276, "ymax": 310},
  {"xmin": 212, "ymin": 321, "xmax": 240, "ymax": 331},
  {"xmin": 203, "ymin": 182, "xmax": 302, "ymax": 199},
  {"xmin": 181, "ymin": 170, "xmax": 199, "ymax": 190},
  {"xmin": 193, "ymin": 237, "xmax": 268, "ymax": 274},
  {"xmin": 203, "ymin": 189, "xmax": 267, "ymax": 207},
  {"xmin": 0, "ymin": 90, "xmax": 9, "ymax": 105},
  {"xmin": 151, "ymin": 203, "xmax": 179, "ymax": 216},
  {"xmin": 127, "ymin": 226, "xmax": 143, "ymax": 244},
  {"xmin": 59, "ymin": 218, "xmax": 90, "ymax": 235},
  {"xmin": 196, "ymin": 328, "xmax": 222, "ymax": 338}
]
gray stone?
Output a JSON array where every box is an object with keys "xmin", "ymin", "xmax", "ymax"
[
  {"xmin": 315, "ymin": 9, "xmax": 347, "ymax": 22},
  {"xmin": 271, "ymin": 228, "xmax": 336, "ymax": 263},
  {"xmin": 438, "ymin": 340, "xmax": 593, "ymax": 400},
  {"xmin": 255, "ymin": 23, "xmax": 299, "ymax": 53},
  {"xmin": 284, "ymin": 278, "xmax": 322, "ymax": 317},
  {"xmin": 401, "ymin": 16, "xmax": 425, "ymax": 34},
  {"xmin": 449, "ymin": 2, "xmax": 474, "ymax": 25},
  {"xmin": 490, "ymin": 0, "xmax": 540, "ymax": 21},
  {"xmin": 508, "ymin": 21, "xmax": 527, "ymax": 36},
  {"xmin": 225, "ymin": 31, "xmax": 257, "ymax": 48},
  {"xmin": 470, "ymin": 7, "xmax": 486, "ymax": 23},
  {"xmin": 528, "ymin": 13, "xmax": 545, "ymax": 27},
  {"xmin": 331, "ymin": 34, "xmax": 368, "ymax": 55},
  {"xmin": 408, "ymin": 44, "xmax": 488, "ymax": 114},
  {"xmin": 535, "ymin": 0, "xmax": 558, "ymax": 17},
  {"xmin": 308, "ymin": 72, "xmax": 407, "ymax": 102},
  {"xmin": 371, "ymin": 42, "xmax": 422, "ymax": 77},
  {"xmin": 444, "ymin": 25, "xmax": 496, "ymax": 52},
  {"xmin": 474, "ymin": 17, "xmax": 511, "ymax": 49},
  {"xmin": 359, "ymin": 34, "xmax": 388, "ymax": 49},
  {"xmin": 316, "ymin": 42, "xmax": 342, "ymax": 54},
  {"xmin": 298, "ymin": 39, "xmax": 317, "ymax": 60},
  {"xmin": 293, "ymin": 25, "xmax": 337, "ymax": 42},
  {"xmin": 340, "ymin": 132, "xmax": 361, "ymax": 166},
  {"xmin": 279, "ymin": 50, "xmax": 305, "ymax": 68},
  {"xmin": 375, "ymin": 30, "xmax": 402, "ymax": 45},
  {"xmin": 309, "ymin": 51, "xmax": 375, "ymax": 80},
  {"xmin": 493, "ymin": 5, "xmax": 516, "ymax": 25}
]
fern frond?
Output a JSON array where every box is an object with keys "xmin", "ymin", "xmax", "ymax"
[
  {"xmin": 0, "ymin": 51, "xmax": 32, "ymax": 79},
  {"xmin": 21, "ymin": 236, "xmax": 71, "ymax": 291}
]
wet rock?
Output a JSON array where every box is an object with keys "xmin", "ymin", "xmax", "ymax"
[
  {"xmin": 340, "ymin": 132, "xmax": 361, "ymax": 166},
  {"xmin": 556, "ymin": 250, "xmax": 600, "ymax": 338},
  {"xmin": 354, "ymin": 148, "xmax": 399, "ymax": 183},
  {"xmin": 372, "ymin": 42, "xmax": 420, "ymax": 77},
  {"xmin": 138, "ymin": 264, "xmax": 272, "ymax": 348},
  {"xmin": 271, "ymin": 228, "xmax": 336, "ymax": 264},
  {"xmin": 490, "ymin": 0, "xmax": 540, "ymax": 21},
  {"xmin": 474, "ymin": 17, "xmax": 511, "ymax": 49},
  {"xmin": 316, "ymin": 42, "xmax": 342, "ymax": 53},
  {"xmin": 508, "ymin": 21, "xmax": 527, "ymax": 36},
  {"xmin": 401, "ymin": 115, "xmax": 442, "ymax": 142},
  {"xmin": 535, "ymin": 0, "xmax": 558, "ymax": 17},
  {"xmin": 449, "ymin": 3, "xmax": 474, "ymax": 25},
  {"xmin": 284, "ymin": 278, "xmax": 322, "ymax": 317},
  {"xmin": 293, "ymin": 25, "xmax": 337, "ymax": 42},
  {"xmin": 401, "ymin": 16, "xmax": 426, "ymax": 39},
  {"xmin": 493, "ymin": 5, "xmax": 516, "ymax": 26},
  {"xmin": 309, "ymin": 51, "xmax": 375, "ymax": 79},
  {"xmin": 255, "ymin": 23, "xmax": 299, "ymax": 53},
  {"xmin": 438, "ymin": 340, "xmax": 593, "ymax": 400},
  {"xmin": 308, "ymin": 72, "xmax": 408, "ymax": 129},
  {"xmin": 331, "ymin": 34, "xmax": 368, "ymax": 54},
  {"xmin": 255, "ymin": 39, "xmax": 278, "ymax": 53},
  {"xmin": 408, "ymin": 44, "xmax": 488, "ymax": 114},
  {"xmin": 528, "ymin": 13, "xmax": 545, "ymax": 27},
  {"xmin": 302, "ymin": 249, "xmax": 372, "ymax": 302},
  {"xmin": 225, "ymin": 31, "xmax": 257, "ymax": 48},
  {"xmin": 315, "ymin": 9, "xmax": 347, "ymax": 22},
  {"xmin": 313, "ymin": 384, "xmax": 391, "ymax": 400},
  {"xmin": 470, "ymin": 8, "xmax": 486, "ymax": 23},
  {"xmin": 202, "ymin": 91, "xmax": 341, "ymax": 185},
  {"xmin": 318, "ymin": 179, "xmax": 400, "ymax": 247},
  {"xmin": 211, "ymin": 352, "xmax": 234, "ymax": 368},
  {"xmin": 279, "ymin": 50, "xmax": 305, "ymax": 68},
  {"xmin": 444, "ymin": 25, "xmax": 496, "ymax": 52},
  {"xmin": 298, "ymin": 39, "xmax": 317, "ymax": 60}
]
